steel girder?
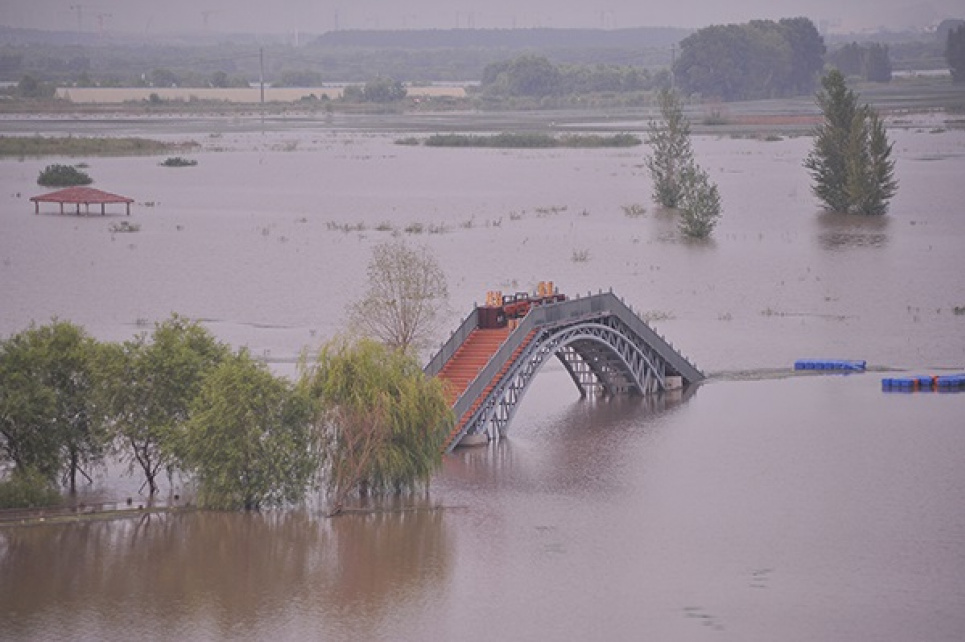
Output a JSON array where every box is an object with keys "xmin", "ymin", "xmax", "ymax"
[{"xmin": 461, "ymin": 313, "xmax": 671, "ymax": 442}]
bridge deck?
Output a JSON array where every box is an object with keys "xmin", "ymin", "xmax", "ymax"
[{"xmin": 437, "ymin": 328, "xmax": 510, "ymax": 406}]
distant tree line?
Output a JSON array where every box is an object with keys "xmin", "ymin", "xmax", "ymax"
[
  {"xmin": 673, "ymin": 17, "xmax": 826, "ymax": 100},
  {"xmin": 479, "ymin": 54, "xmax": 668, "ymax": 98},
  {"xmin": 827, "ymin": 42, "xmax": 892, "ymax": 82}
]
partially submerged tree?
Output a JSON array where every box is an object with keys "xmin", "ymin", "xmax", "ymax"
[
  {"xmin": 0, "ymin": 321, "xmax": 106, "ymax": 492},
  {"xmin": 677, "ymin": 165, "xmax": 722, "ymax": 238},
  {"xmin": 348, "ymin": 241, "xmax": 449, "ymax": 355},
  {"xmin": 182, "ymin": 350, "xmax": 317, "ymax": 510},
  {"xmin": 804, "ymin": 69, "xmax": 897, "ymax": 215},
  {"xmin": 99, "ymin": 315, "xmax": 229, "ymax": 496},
  {"xmin": 303, "ymin": 337, "xmax": 452, "ymax": 514},
  {"xmin": 645, "ymin": 89, "xmax": 723, "ymax": 238},
  {"xmin": 645, "ymin": 89, "xmax": 693, "ymax": 209}
]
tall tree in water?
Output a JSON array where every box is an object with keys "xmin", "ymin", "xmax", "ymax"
[
  {"xmin": 0, "ymin": 321, "xmax": 106, "ymax": 492},
  {"xmin": 182, "ymin": 350, "xmax": 318, "ymax": 510},
  {"xmin": 303, "ymin": 337, "xmax": 452, "ymax": 514},
  {"xmin": 99, "ymin": 315, "xmax": 229, "ymax": 495},
  {"xmin": 348, "ymin": 241, "xmax": 449, "ymax": 356},
  {"xmin": 645, "ymin": 89, "xmax": 694, "ymax": 209},
  {"xmin": 805, "ymin": 70, "xmax": 897, "ymax": 215}
]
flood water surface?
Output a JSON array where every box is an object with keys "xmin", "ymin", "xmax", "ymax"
[{"xmin": 1, "ymin": 113, "xmax": 964, "ymax": 640}]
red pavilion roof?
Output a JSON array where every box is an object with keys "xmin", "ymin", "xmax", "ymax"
[{"xmin": 30, "ymin": 186, "xmax": 134, "ymax": 205}]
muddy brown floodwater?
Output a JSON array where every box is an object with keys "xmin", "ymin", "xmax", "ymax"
[{"xmin": 1, "ymin": 111, "xmax": 964, "ymax": 641}]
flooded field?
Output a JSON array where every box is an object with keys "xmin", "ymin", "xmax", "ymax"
[{"xmin": 1, "ymin": 111, "xmax": 964, "ymax": 640}]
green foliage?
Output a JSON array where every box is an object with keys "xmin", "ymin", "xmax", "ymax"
[
  {"xmin": 675, "ymin": 18, "xmax": 825, "ymax": 100},
  {"xmin": 348, "ymin": 241, "xmax": 449, "ymax": 355},
  {"xmin": 160, "ymin": 156, "xmax": 198, "ymax": 167},
  {"xmin": 0, "ymin": 468, "xmax": 62, "ymax": 509},
  {"xmin": 677, "ymin": 165, "xmax": 723, "ymax": 238},
  {"xmin": 828, "ymin": 42, "xmax": 893, "ymax": 82},
  {"xmin": 645, "ymin": 90, "xmax": 693, "ymax": 209},
  {"xmin": 0, "ymin": 321, "xmax": 106, "ymax": 491},
  {"xmin": 37, "ymin": 164, "xmax": 93, "ymax": 187},
  {"xmin": 99, "ymin": 315, "xmax": 229, "ymax": 495},
  {"xmin": 644, "ymin": 89, "xmax": 723, "ymax": 237},
  {"xmin": 480, "ymin": 55, "xmax": 660, "ymax": 99},
  {"xmin": 303, "ymin": 337, "xmax": 452, "ymax": 510},
  {"xmin": 805, "ymin": 70, "xmax": 898, "ymax": 215},
  {"xmin": 182, "ymin": 351, "xmax": 318, "ymax": 510},
  {"xmin": 482, "ymin": 55, "xmax": 561, "ymax": 98},
  {"xmin": 362, "ymin": 76, "xmax": 407, "ymax": 102},
  {"xmin": 1, "ymin": 137, "xmax": 197, "ymax": 158},
  {"xmin": 17, "ymin": 74, "xmax": 55, "ymax": 99},
  {"xmin": 947, "ymin": 25, "xmax": 965, "ymax": 83}
]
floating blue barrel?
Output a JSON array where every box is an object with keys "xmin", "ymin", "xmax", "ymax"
[
  {"xmin": 936, "ymin": 374, "xmax": 965, "ymax": 388},
  {"xmin": 882, "ymin": 373, "xmax": 965, "ymax": 393},
  {"xmin": 795, "ymin": 359, "xmax": 866, "ymax": 371}
]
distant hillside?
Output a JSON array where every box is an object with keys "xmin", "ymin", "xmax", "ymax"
[{"xmin": 312, "ymin": 27, "xmax": 691, "ymax": 50}]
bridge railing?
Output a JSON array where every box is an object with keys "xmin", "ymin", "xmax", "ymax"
[
  {"xmin": 600, "ymin": 293, "xmax": 704, "ymax": 383},
  {"xmin": 424, "ymin": 307, "xmax": 480, "ymax": 378}
]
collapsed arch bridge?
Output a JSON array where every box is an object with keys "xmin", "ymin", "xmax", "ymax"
[{"xmin": 425, "ymin": 288, "xmax": 704, "ymax": 452}]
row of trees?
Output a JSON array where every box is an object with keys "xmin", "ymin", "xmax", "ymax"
[
  {"xmin": 827, "ymin": 42, "xmax": 892, "ymax": 82},
  {"xmin": 644, "ymin": 68, "xmax": 898, "ymax": 231},
  {"xmin": 1, "ymin": 243, "xmax": 454, "ymax": 513},
  {"xmin": 674, "ymin": 17, "xmax": 826, "ymax": 100},
  {"xmin": 479, "ymin": 55, "xmax": 668, "ymax": 98}
]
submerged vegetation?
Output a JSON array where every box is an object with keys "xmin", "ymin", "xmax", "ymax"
[
  {"xmin": 414, "ymin": 132, "xmax": 640, "ymax": 148},
  {"xmin": 160, "ymin": 156, "xmax": 198, "ymax": 167},
  {"xmin": 1, "ymin": 135, "xmax": 199, "ymax": 157},
  {"xmin": 37, "ymin": 163, "xmax": 93, "ymax": 187}
]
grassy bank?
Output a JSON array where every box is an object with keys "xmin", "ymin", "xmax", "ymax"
[
  {"xmin": 408, "ymin": 132, "xmax": 641, "ymax": 148},
  {"xmin": 0, "ymin": 135, "xmax": 201, "ymax": 157}
]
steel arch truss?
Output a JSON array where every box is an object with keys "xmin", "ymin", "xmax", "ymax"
[{"xmin": 462, "ymin": 315, "xmax": 670, "ymax": 441}]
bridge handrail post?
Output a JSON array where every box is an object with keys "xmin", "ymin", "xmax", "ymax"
[{"xmin": 424, "ymin": 307, "xmax": 480, "ymax": 377}]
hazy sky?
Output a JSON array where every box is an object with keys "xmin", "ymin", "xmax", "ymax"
[{"xmin": 3, "ymin": 0, "xmax": 961, "ymax": 35}]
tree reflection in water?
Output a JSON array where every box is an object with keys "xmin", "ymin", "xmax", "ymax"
[{"xmin": 0, "ymin": 501, "xmax": 452, "ymax": 640}]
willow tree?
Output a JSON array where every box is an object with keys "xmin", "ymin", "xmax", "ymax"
[
  {"xmin": 805, "ymin": 69, "xmax": 897, "ymax": 215},
  {"xmin": 645, "ymin": 89, "xmax": 694, "ymax": 209},
  {"xmin": 303, "ymin": 337, "xmax": 452, "ymax": 514},
  {"xmin": 348, "ymin": 241, "xmax": 448, "ymax": 356},
  {"xmin": 182, "ymin": 350, "xmax": 318, "ymax": 510}
]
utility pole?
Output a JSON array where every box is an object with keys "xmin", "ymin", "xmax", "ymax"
[
  {"xmin": 259, "ymin": 47, "xmax": 265, "ymax": 104},
  {"xmin": 259, "ymin": 47, "xmax": 265, "ymax": 130},
  {"xmin": 670, "ymin": 43, "xmax": 676, "ymax": 92}
]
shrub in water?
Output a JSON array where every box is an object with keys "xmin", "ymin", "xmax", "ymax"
[
  {"xmin": 37, "ymin": 164, "xmax": 93, "ymax": 187},
  {"xmin": 0, "ymin": 469, "xmax": 62, "ymax": 509},
  {"xmin": 160, "ymin": 156, "xmax": 198, "ymax": 167}
]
